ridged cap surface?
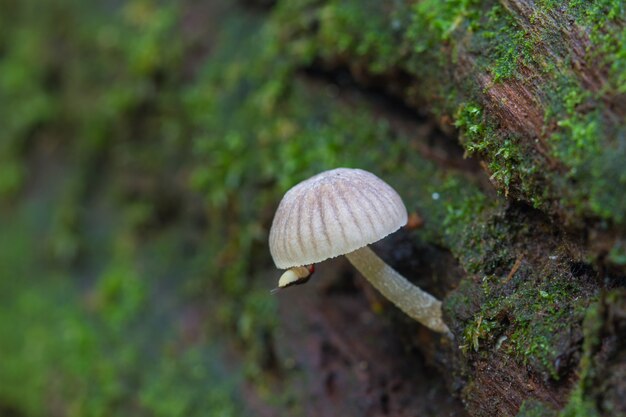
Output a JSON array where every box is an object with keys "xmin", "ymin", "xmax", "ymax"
[{"xmin": 269, "ymin": 168, "xmax": 408, "ymax": 269}]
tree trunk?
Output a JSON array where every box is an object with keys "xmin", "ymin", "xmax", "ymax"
[{"xmin": 261, "ymin": 0, "xmax": 626, "ymax": 416}]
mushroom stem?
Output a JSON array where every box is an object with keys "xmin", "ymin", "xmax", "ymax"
[{"xmin": 345, "ymin": 246, "xmax": 451, "ymax": 335}]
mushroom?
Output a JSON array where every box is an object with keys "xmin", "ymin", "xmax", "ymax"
[{"xmin": 269, "ymin": 168, "xmax": 450, "ymax": 335}]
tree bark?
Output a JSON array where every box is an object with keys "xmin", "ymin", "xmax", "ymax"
[{"xmin": 262, "ymin": 1, "xmax": 626, "ymax": 416}]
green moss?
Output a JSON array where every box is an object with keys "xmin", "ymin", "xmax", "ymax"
[
  {"xmin": 559, "ymin": 385, "xmax": 601, "ymax": 417},
  {"xmin": 407, "ymin": 0, "xmax": 481, "ymax": 52},
  {"xmin": 0, "ymin": 9, "xmax": 58, "ymax": 199},
  {"xmin": 404, "ymin": 0, "xmax": 540, "ymax": 86},
  {"xmin": 0, "ymin": 194, "xmax": 248, "ymax": 416},
  {"xmin": 317, "ymin": 1, "xmax": 399, "ymax": 73},
  {"xmin": 538, "ymin": 1, "xmax": 626, "ymax": 222},
  {"xmin": 0, "ymin": 1, "xmax": 245, "ymax": 415},
  {"xmin": 0, "ymin": 159, "xmax": 25, "ymax": 198},
  {"xmin": 455, "ymin": 103, "xmax": 545, "ymax": 205},
  {"xmin": 445, "ymin": 279, "xmax": 479, "ymax": 316},
  {"xmin": 555, "ymin": 302, "xmax": 603, "ymax": 416},
  {"xmin": 271, "ymin": 0, "xmax": 626, "ymax": 226},
  {"xmin": 434, "ymin": 0, "xmax": 625, "ymax": 219},
  {"xmin": 455, "ymin": 103, "xmax": 486, "ymax": 150},
  {"xmin": 480, "ymin": 5, "xmax": 537, "ymax": 82},
  {"xmin": 234, "ymin": 0, "xmax": 624, "ymax": 409},
  {"xmin": 438, "ymin": 175, "xmax": 491, "ymax": 254},
  {"xmin": 2, "ymin": 0, "xmax": 496, "ymax": 412},
  {"xmin": 517, "ymin": 400, "xmax": 558, "ymax": 417},
  {"xmin": 541, "ymin": 69, "xmax": 626, "ymax": 222},
  {"xmin": 443, "ymin": 199, "xmax": 598, "ymax": 379},
  {"xmin": 3, "ymin": 0, "xmax": 625, "ymax": 414},
  {"xmin": 139, "ymin": 348, "xmax": 241, "ymax": 417},
  {"xmin": 609, "ymin": 26, "xmax": 626, "ymax": 93},
  {"xmin": 508, "ymin": 279, "xmax": 593, "ymax": 379},
  {"xmin": 609, "ymin": 240, "xmax": 626, "ymax": 266},
  {"xmin": 545, "ymin": 76, "xmax": 600, "ymax": 171},
  {"xmin": 461, "ymin": 314, "xmax": 498, "ymax": 353},
  {"xmin": 274, "ymin": 0, "xmax": 401, "ymax": 74}
]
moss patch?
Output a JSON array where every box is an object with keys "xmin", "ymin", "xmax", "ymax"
[{"xmin": 271, "ymin": 0, "xmax": 626, "ymax": 227}]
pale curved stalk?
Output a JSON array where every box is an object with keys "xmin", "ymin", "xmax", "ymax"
[{"xmin": 345, "ymin": 246, "xmax": 451, "ymax": 335}]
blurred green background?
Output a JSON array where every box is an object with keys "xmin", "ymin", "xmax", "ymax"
[
  {"xmin": 0, "ymin": 0, "xmax": 456, "ymax": 415},
  {"xmin": 12, "ymin": 0, "xmax": 620, "ymax": 414}
]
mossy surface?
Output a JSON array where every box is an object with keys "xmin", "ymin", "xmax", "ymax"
[
  {"xmin": 0, "ymin": 188, "xmax": 245, "ymax": 416},
  {"xmin": 442, "ymin": 201, "xmax": 597, "ymax": 382},
  {"xmin": 1, "ymin": 0, "xmax": 623, "ymax": 415},
  {"xmin": 272, "ymin": 0, "xmax": 626, "ymax": 227},
  {"xmin": 0, "ymin": 0, "xmax": 478, "ymax": 414}
]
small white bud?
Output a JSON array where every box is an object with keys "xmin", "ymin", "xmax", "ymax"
[{"xmin": 278, "ymin": 266, "xmax": 312, "ymax": 288}]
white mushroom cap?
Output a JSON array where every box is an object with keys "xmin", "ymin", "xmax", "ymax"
[{"xmin": 269, "ymin": 168, "xmax": 408, "ymax": 269}]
